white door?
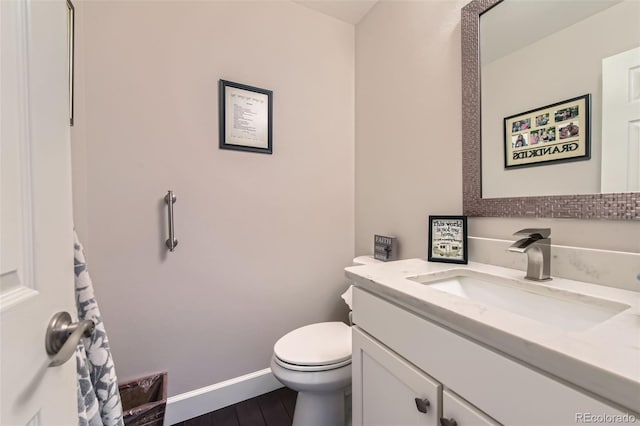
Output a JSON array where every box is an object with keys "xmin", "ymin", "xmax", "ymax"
[
  {"xmin": 1, "ymin": 0, "xmax": 77, "ymax": 425},
  {"xmin": 601, "ymin": 46, "xmax": 640, "ymax": 193}
]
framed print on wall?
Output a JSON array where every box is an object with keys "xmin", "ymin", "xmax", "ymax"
[
  {"xmin": 67, "ymin": 0, "xmax": 75, "ymax": 126},
  {"xmin": 219, "ymin": 79, "xmax": 273, "ymax": 154},
  {"xmin": 504, "ymin": 94, "xmax": 591, "ymax": 169},
  {"xmin": 428, "ymin": 216, "xmax": 468, "ymax": 264}
]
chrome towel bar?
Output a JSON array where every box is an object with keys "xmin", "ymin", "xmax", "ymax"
[{"xmin": 165, "ymin": 190, "xmax": 178, "ymax": 252}]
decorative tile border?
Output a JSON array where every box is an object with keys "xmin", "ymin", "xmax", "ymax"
[{"xmin": 461, "ymin": 0, "xmax": 640, "ymax": 221}]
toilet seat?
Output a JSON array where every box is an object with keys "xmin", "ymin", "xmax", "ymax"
[
  {"xmin": 273, "ymin": 322, "xmax": 351, "ymax": 371},
  {"xmin": 273, "ymin": 355, "xmax": 351, "ymax": 372}
]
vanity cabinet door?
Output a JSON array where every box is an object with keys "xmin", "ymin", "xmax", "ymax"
[
  {"xmin": 441, "ymin": 389, "xmax": 500, "ymax": 426},
  {"xmin": 353, "ymin": 287, "xmax": 635, "ymax": 424},
  {"xmin": 352, "ymin": 327, "xmax": 442, "ymax": 426}
]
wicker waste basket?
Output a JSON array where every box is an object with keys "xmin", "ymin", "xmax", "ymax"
[{"xmin": 119, "ymin": 372, "xmax": 168, "ymax": 426}]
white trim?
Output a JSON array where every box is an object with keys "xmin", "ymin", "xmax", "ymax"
[
  {"xmin": 18, "ymin": 0, "xmax": 35, "ymax": 295},
  {"xmin": 165, "ymin": 368, "xmax": 283, "ymax": 425},
  {"xmin": 0, "ymin": 286, "xmax": 37, "ymax": 312},
  {"xmin": 1, "ymin": 0, "xmax": 35, "ymax": 304}
]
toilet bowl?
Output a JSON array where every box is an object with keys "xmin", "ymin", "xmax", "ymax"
[
  {"xmin": 271, "ymin": 322, "xmax": 352, "ymax": 426},
  {"xmin": 270, "ymin": 256, "xmax": 381, "ymax": 426}
]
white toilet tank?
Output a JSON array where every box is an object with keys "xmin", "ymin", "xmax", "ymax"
[
  {"xmin": 342, "ymin": 256, "xmax": 381, "ymax": 321},
  {"xmin": 352, "ymin": 255, "xmax": 381, "ymax": 266}
]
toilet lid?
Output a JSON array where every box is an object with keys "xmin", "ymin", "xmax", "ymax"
[{"xmin": 274, "ymin": 322, "xmax": 351, "ymax": 366}]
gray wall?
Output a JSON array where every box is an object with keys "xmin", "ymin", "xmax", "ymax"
[
  {"xmin": 355, "ymin": 0, "xmax": 467, "ymax": 258},
  {"xmin": 71, "ymin": 1, "xmax": 355, "ymax": 396},
  {"xmin": 355, "ymin": 1, "xmax": 640, "ymax": 258}
]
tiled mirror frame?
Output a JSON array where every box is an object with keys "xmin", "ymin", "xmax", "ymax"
[{"xmin": 461, "ymin": 0, "xmax": 640, "ymax": 220}]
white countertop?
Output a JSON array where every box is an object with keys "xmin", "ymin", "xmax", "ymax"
[{"xmin": 345, "ymin": 258, "xmax": 640, "ymax": 413}]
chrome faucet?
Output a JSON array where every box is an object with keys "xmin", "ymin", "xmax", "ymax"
[{"xmin": 507, "ymin": 228, "xmax": 552, "ymax": 281}]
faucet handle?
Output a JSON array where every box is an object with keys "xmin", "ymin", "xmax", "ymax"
[{"xmin": 513, "ymin": 228, "xmax": 551, "ymax": 239}]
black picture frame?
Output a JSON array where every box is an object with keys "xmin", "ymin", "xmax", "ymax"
[
  {"xmin": 428, "ymin": 215, "xmax": 468, "ymax": 264},
  {"xmin": 503, "ymin": 94, "xmax": 591, "ymax": 169},
  {"xmin": 219, "ymin": 79, "xmax": 273, "ymax": 154},
  {"xmin": 67, "ymin": 0, "xmax": 75, "ymax": 126}
]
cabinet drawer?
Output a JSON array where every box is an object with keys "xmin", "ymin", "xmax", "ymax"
[
  {"xmin": 353, "ymin": 287, "xmax": 631, "ymax": 425},
  {"xmin": 352, "ymin": 327, "xmax": 442, "ymax": 426},
  {"xmin": 442, "ymin": 389, "xmax": 500, "ymax": 426}
]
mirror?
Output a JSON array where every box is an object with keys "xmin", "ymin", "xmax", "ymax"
[{"xmin": 461, "ymin": 0, "xmax": 640, "ymax": 220}]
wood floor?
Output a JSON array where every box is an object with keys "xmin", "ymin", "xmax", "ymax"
[{"xmin": 176, "ymin": 387, "xmax": 297, "ymax": 426}]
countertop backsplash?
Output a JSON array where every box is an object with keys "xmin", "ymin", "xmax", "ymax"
[{"xmin": 469, "ymin": 236, "xmax": 640, "ymax": 293}]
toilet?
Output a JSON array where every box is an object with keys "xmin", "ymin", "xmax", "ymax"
[{"xmin": 270, "ymin": 256, "xmax": 379, "ymax": 426}]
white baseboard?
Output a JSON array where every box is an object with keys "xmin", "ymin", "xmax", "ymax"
[{"xmin": 165, "ymin": 368, "xmax": 283, "ymax": 425}]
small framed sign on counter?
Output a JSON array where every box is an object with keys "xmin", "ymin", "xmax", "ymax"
[
  {"xmin": 374, "ymin": 235, "xmax": 398, "ymax": 261},
  {"xmin": 219, "ymin": 79, "xmax": 273, "ymax": 154},
  {"xmin": 428, "ymin": 215, "xmax": 467, "ymax": 264}
]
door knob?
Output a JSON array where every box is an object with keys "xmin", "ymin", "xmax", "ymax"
[{"xmin": 45, "ymin": 311, "xmax": 94, "ymax": 367}]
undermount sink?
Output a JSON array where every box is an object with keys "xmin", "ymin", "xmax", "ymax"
[{"xmin": 409, "ymin": 272, "xmax": 630, "ymax": 332}]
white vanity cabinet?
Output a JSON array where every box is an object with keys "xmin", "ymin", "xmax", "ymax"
[
  {"xmin": 352, "ymin": 327, "xmax": 443, "ymax": 426},
  {"xmin": 352, "ymin": 326, "xmax": 499, "ymax": 426},
  {"xmin": 351, "ymin": 286, "xmax": 634, "ymax": 426}
]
